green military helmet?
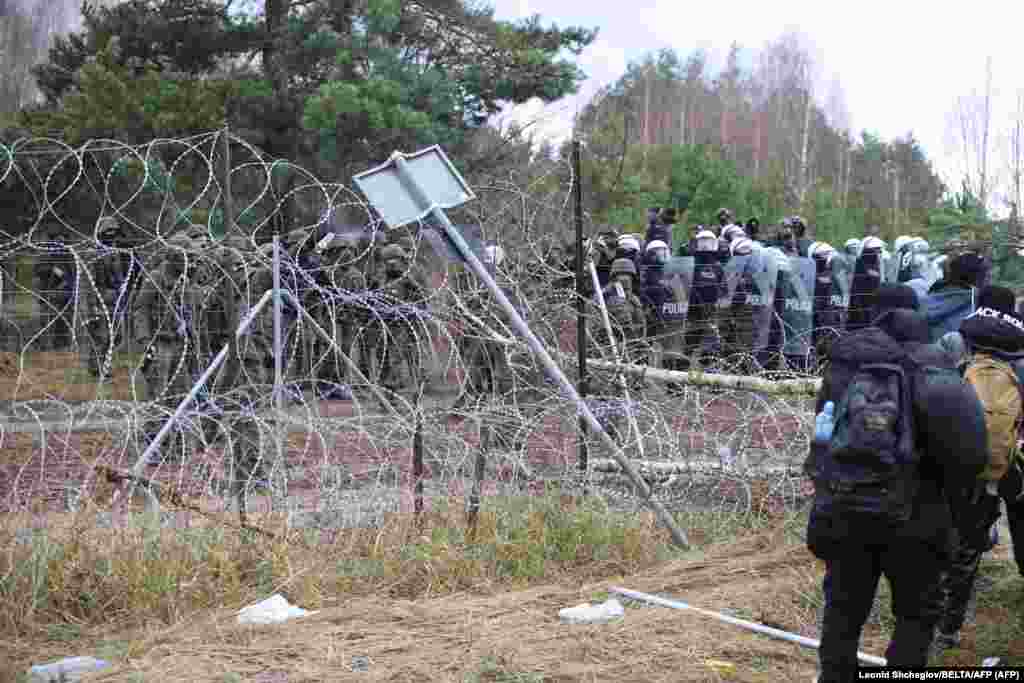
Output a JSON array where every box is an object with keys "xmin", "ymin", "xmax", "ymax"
[
  {"xmin": 96, "ymin": 216, "xmax": 119, "ymax": 234},
  {"xmin": 610, "ymin": 258, "xmax": 637, "ymax": 278},
  {"xmin": 378, "ymin": 243, "xmax": 407, "ymax": 262},
  {"xmin": 185, "ymin": 223, "xmax": 209, "ymax": 240}
]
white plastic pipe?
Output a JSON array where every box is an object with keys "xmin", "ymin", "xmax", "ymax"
[{"xmin": 609, "ymin": 587, "xmax": 887, "ymax": 667}]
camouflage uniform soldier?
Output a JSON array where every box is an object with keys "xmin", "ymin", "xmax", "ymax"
[
  {"xmin": 312, "ymin": 232, "xmax": 365, "ymax": 398},
  {"xmin": 131, "ymin": 232, "xmax": 205, "ymax": 463},
  {"xmin": 31, "ymin": 228, "xmax": 74, "ymax": 350},
  {"xmin": 372, "ymin": 243, "xmax": 427, "ymax": 399},
  {"xmin": 216, "ymin": 256, "xmax": 278, "ymax": 515},
  {"xmin": 78, "ymin": 218, "xmax": 129, "ymax": 378}
]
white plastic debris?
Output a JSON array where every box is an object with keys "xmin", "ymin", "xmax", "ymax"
[
  {"xmin": 236, "ymin": 594, "xmax": 318, "ymax": 625},
  {"xmin": 27, "ymin": 656, "xmax": 112, "ymax": 682},
  {"xmin": 983, "ymin": 657, "xmax": 1001, "ymax": 667},
  {"xmin": 558, "ymin": 598, "xmax": 624, "ymax": 624}
]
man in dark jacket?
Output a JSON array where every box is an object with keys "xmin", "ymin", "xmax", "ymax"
[
  {"xmin": 931, "ymin": 285, "xmax": 1024, "ymax": 652},
  {"xmin": 804, "ymin": 284, "xmax": 989, "ymax": 681},
  {"xmin": 924, "ymin": 252, "xmax": 987, "ymax": 343}
]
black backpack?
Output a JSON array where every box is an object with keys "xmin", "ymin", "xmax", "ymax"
[{"xmin": 815, "ymin": 359, "xmax": 921, "ymax": 523}]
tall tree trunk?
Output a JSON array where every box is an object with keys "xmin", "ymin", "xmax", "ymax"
[
  {"xmin": 979, "ymin": 56, "xmax": 992, "ymax": 210},
  {"xmin": 797, "ymin": 89, "xmax": 813, "ymax": 207}
]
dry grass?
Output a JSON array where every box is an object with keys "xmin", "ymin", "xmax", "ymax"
[
  {"xmin": 1, "ymin": 504, "xmax": 827, "ymax": 683},
  {"xmin": 5, "ymin": 487, "xmax": 1021, "ymax": 681},
  {"xmin": 0, "ymin": 351, "xmax": 144, "ymax": 402}
]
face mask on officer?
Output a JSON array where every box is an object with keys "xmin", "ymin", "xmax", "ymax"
[{"xmin": 648, "ymin": 247, "xmax": 668, "ymax": 265}]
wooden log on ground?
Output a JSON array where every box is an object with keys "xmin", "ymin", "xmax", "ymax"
[
  {"xmin": 582, "ymin": 358, "xmax": 821, "ymax": 396},
  {"xmin": 589, "ymin": 458, "xmax": 802, "ymax": 478}
]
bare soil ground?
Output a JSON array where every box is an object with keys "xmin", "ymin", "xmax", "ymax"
[
  {"xmin": 0, "ymin": 351, "xmax": 142, "ymax": 402},
  {"xmin": 4, "ymin": 523, "xmax": 842, "ymax": 683}
]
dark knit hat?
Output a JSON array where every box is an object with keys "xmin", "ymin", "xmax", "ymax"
[
  {"xmin": 978, "ymin": 285, "xmax": 1016, "ymax": 316},
  {"xmin": 872, "ymin": 283, "xmax": 920, "ymax": 318},
  {"xmin": 948, "ymin": 253, "xmax": 987, "ymax": 288},
  {"xmin": 660, "ymin": 208, "xmax": 678, "ymax": 224}
]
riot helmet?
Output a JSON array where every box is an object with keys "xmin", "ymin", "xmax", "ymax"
[
  {"xmin": 730, "ymin": 238, "xmax": 754, "ymax": 257},
  {"xmin": 617, "ymin": 235, "xmax": 641, "ymax": 258},
  {"xmin": 721, "ymin": 224, "xmax": 745, "ymax": 244},
  {"xmin": 844, "ymin": 238, "xmax": 862, "ymax": 257},
  {"xmin": 694, "ymin": 229, "xmax": 718, "ymax": 253},
  {"xmin": 644, "ymin": 240, "xmax": 670, "ymax": 266}
]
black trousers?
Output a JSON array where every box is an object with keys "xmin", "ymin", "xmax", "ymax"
[
  {"xmin": 936, "ymin": 466, "xmax": 1024, "ymax": 635},
  {"xmin": 819, "ymin": 541, "xmax": 944, "ymax": 682}
]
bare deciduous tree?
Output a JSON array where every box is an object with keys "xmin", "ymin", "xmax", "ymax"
[{"xmin": 946, "ymin": 56, "xmax": 997, "ymax": 212}]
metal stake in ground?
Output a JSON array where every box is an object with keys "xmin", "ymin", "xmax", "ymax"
[{"xmin": 355, "ymin": 147, "xmax": 689, "ymax": 550}]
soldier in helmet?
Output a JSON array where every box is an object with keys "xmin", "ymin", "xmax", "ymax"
[
  {"xmin": 131, "ymin": 232, "xmax": 206, "ymax": 463},
  {"xmin": 318, "ymin": 232, "xmax": 366, "ymax": 399},
  {"xmin": 213, "ymin": 246, "xmax": 278, "ymax": 515},
  {"xmin": 592, "ymin": 257, "xmax": 646, "ymax": 442},
  {"xmin": 371, "ymin": 242, "xmax": 428, "ymax": 400},
  {"xmin": 847, "ymin": 235, "xmax": 886, "ymax": 333},
  {"xmin": 78, "ymin": 217, "xmax": 129, "ymax": 379},
  {"xmin": 684, "ymin": 229, "xmax": 725, "ymax": 371},
  {"xmin": 32, "ymin": 226, "xmax": 75, "ymax": 350}
]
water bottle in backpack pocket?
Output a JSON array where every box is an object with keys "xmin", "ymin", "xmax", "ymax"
[{"xmin": 815, "ymin": 361, "xmax": 920, "ymax": 523}]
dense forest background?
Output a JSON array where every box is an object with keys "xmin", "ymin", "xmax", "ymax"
[{"xmin": 2, "ymin": 1, "xmax": 1022, "ymax": 282}]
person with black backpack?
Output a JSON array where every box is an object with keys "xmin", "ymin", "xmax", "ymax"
[{"xmin": 803, "ymin": 284, "xmax": 989, "ymax": 681}]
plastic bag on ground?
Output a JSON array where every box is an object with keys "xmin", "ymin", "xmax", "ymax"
[
  {"xmin": 237, "ymin": 593, "xmax": 318, "ymax": 625},
  {"xmin": 558, "ymin": 598, "xmax": 624, "ymax": 624},
  {"xmin": 28, "ymin": 656, "xmax": 112, "ymax": 682}
]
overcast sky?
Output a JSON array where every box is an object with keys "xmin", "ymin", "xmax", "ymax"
[{"xmin": 488, "ymin": 0, "xmax": 1024, "ymax": 211}]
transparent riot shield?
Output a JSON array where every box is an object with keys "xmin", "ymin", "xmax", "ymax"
[
  {"xmin": 719, "ymin": 254, "xmax": 753, "ymax": 308},
  {"xmin": 848, "ymin": 250, "xmax": 884, "ymax": 331},
  {"xmin": 779, "ymin": 257, "xmax": 815, "ymax": 360},
  {"xmin": 658, "ymin": 257, "xmax": 693, "ymax": 324},
  {"xmin": 747, "ymin": 247, "xmax": 778, "ymax": 355}
]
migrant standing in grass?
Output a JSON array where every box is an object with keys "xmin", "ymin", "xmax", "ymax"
[
  {"xmin": 803, "ymin": 284, "xmax": 988, "ymax": 681},
  {"xmin": 930, "ymin": 286, "xmax": 1024, "ymax": 653}
]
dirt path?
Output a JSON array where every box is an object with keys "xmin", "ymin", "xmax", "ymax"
[{"xmin": 18, "ymin": 529, "xmax": 854, "ymax": 683}]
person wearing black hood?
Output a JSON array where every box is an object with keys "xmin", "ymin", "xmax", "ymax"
[
  {"xmin": 804, "ymin": 284, "xmax": 989, "ymax": 682},
  {"xmin": 930, "ymin": 286, "xmax": 1024, "ymax": 654},
  {"xmin": 924, "ymin": 252, "xmax": 987, "ymax": 343}
]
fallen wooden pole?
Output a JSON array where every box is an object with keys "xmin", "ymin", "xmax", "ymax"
[
  {"xmin": 588, "ymin": 458, "xmax": 801, "ymax": 478},
  {"xmin": 583, "ymin": 358, "xmax": 821, "ymax": 396}
]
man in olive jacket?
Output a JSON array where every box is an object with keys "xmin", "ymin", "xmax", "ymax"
[{"xmin": 804, "ymin": 284, "xmax": 989, "ymax": 681}]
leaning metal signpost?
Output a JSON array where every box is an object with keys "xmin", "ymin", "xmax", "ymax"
[{"xmin": 353, "ymin": 146, "xmax": 690, "ymax": 549}]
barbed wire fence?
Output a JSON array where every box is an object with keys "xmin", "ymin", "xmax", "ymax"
[{"xmin": 0, "ymin": 130, "xmax": 824, "ymax": 544}]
